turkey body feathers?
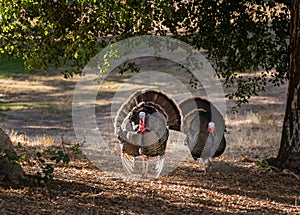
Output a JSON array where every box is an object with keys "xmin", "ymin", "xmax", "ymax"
[
  {"xmin": 118, "ymin": 129, "xmax": 169, "ymax": 157},
  {"xmin": 117, "ymin": 105, "xmax": 169, "ymax": 157}
]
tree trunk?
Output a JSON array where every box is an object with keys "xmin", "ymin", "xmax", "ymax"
[
  {"xmin": 276, "ymin": 0, "xmax": 300, "ymax": 174},
  {"xmin": 0, "ymin": 128, "xmax": 25, "ymax": 185}
]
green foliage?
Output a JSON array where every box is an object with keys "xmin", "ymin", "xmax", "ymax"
[
  {"xmin": 35, "ymin": 148, "xmax": 70, "ymax": 185},
  {"xmin": 0, "ymin": 0, "xmax": 290, "ymax": 106},
  {"xmin": 0, "ymin": 148, "xmax": 22, "ymax": 181},
  {"xmin": 0, "ymin": 54, "xmax": 30, "ymax": 78},
  {"xmin": 255, "ymin": 160, "xmax": 281, "ymax": 172},
  {"xmin": 35, "ymin": 151, "xmax": 54, "ymax": 185},
  {"xmin": 162, "ymin": 0, "xmax": 290, "ymax": 107},
  {"xmin": 118, "ymin": 62, "xmax": 140, "ymax": 75},
  {"xmin": 50, "ymin": 150, "xmax": 70, "ymax": 164},
  {"xmin": 0, "ymin": 0, "xmax": 154, "ymax": 73},
  {"xmin": 67, "ymin": 142, "xmax": 83, "ymax": 156},
  {"xmin": 0, "ymin": 148, "xmax": 24, "ymax": 164},
  {"xmin": 34, "ymin": 143, "xmax": 83, "ymax": 185}
]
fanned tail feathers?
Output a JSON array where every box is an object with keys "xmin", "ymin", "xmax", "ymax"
[
  {"xmin": 115, "ymin": 89, "xmax": 182, "ymax": 133},
  {"xmin": 121, "ymin": 152, "xmax": 135, "ymax": 174}
]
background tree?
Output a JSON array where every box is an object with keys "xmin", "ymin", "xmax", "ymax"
[
  {"xmin": 0, "ymin": 0, "xmax": 298, "ymax": 173},
  {"xmin": 273, "ymin": 0, "xmax": 300, "ymax": 173}
]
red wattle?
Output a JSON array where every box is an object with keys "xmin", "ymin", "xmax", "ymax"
[
  {"xmin": 139, "ymin": 119, "xmax": 146, "ymax": 132},
  {"xmin": 208, "ymin": 128, "xmax": 215, "ymax": 138}
]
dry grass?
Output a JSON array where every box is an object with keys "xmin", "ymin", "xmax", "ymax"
[{"xmin": 224, "ymin": 111, "xmax": 283, "ymax": 162}]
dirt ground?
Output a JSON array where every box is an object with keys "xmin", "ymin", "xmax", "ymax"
[{"xmin": 0, "ymin": 58, "xmax": 299, "ymax": 214}]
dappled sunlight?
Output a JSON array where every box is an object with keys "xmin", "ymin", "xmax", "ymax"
[
  {"xmin": 0, "ymin": 78, "xmax": 57, "ymax": 93},
  {"xmin": 1, "ymin": 156, "xmax": 297, "ymax": 214},
  {"xmin": 0, "ymin": 68, "xmax": 297, "ymax": 214},
  {"xmin": 0, "ymin": 72, "xmax": 77, "ymax": 140}
]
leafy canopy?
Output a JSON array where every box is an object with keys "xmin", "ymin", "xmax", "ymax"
[{"xmin": 0, "ymin": 0, "xmax": 290, "ymax": 106}]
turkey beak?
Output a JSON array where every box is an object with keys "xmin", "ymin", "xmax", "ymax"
[
  {"xmin": 139, "ymin": 112, "xmax": 146, "ymax": 133},
  {"xmin": 208, "ymin": 122, "xmax": 216, "ymax": 138}
]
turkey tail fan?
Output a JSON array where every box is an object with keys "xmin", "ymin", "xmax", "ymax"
[
  {"xmin": 115, "ymin": 89, "xmax": 182, "ymax": 133},
  {"xmin": 178, "ymin": 97, "xmax": 222, "ymax": 119},
  {"xmin": 154, "ymin": 154, "xmax": 165, "ymax": 178},
  {"xmin": 121, "ymin": 152, "xmax": 135, "ymax": 174},
  {"xmin": 181, "ymin": 108, "xmax": 210, "ymax": 135},
  {"xmin": 178, "ymin": 96, "xmax": 225, "ymax": 133}
]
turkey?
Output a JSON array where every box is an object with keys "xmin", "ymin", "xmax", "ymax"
[
  {"xmin": 179, "ymin": 97, "xmax": 226, "ymax": 171},
  {"xmin": 115, "ymin": 89, "xmax": 182, "ymax": 178}
]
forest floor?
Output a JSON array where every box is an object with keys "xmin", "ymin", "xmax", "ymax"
[{"xmin": 0, "ymin": 61, "xmax": 299, "ymax": 214}]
